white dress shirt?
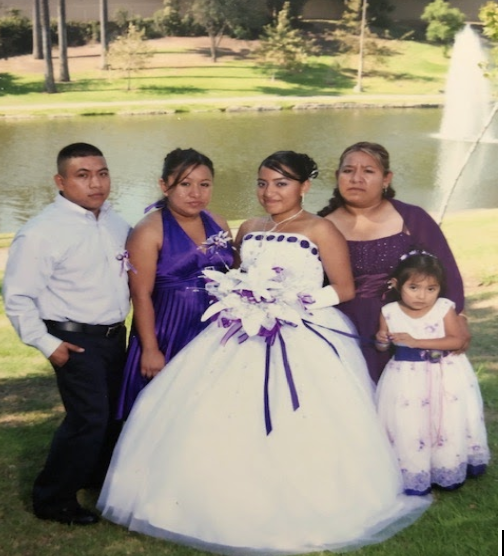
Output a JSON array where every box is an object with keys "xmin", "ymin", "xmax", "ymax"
[{"xmin": 3, "ymin": 194, "xmax": 131, "ymax": 358}]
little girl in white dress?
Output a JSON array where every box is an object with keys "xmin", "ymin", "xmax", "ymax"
[{"xmin": 375, "ymin": 251, "xmax": 490, "ymax": 496}]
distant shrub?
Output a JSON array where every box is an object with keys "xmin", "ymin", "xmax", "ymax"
[{"xmin": 0, "ymin": 9, "xmax": 31, "ymax": 58}]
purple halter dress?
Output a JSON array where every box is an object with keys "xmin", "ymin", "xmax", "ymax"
[
  {"xmin": 116, "ymin": 208, "xmax": 234, "ymax": 419},
  {"xmin": 338, "ymin": 232, "xmax": 413, "ymax": 384}
]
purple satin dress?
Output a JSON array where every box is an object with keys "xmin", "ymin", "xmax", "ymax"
[
  {"xmin": 116, "ymin": 208, "xmax": 234, "ymax": 419},
  {"xmin": 338, "ymin": 232, "xmax": 413, "ymax": 384}
]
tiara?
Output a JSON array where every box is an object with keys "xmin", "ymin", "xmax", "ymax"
[{"xmin": 399, "ymin": 249, "xmax": 436, "ymax": 262}]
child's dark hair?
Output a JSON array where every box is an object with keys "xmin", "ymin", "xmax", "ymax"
[{"xmin": 390, "ymin": 252, "xmax": 447, "ymax": 300}]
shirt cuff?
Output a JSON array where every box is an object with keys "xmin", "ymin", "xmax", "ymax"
[{"xmin": 36, "ymin": 334, "xmax": 64, "ymax": 359}]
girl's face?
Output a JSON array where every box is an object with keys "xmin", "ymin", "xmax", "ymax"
[
  {"xmin": 160, "ymin": 164, "xmax": 213, "ymax": 218},
  {"xmin": 256, "ymin": 166, "xmax": 309, "ymax": 218},
  {"xmin": 398, "ymin": 273, "xmax": 441, "ymax": 314},
  {"xmin": 337, "ymin": 151, "xmax": 392, "ymax": 208}
]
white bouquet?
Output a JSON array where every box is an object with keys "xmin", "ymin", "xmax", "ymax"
[{"xmin": 201, "ymin": 265, "xmax": 314, "ymax": 340}]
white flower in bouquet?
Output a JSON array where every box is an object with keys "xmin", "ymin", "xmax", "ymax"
[{"xmin": 201, "ymin": 265, "xmax": 310, "ymax": 339}]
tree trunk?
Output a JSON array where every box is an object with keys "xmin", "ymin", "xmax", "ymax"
[
  {"xmin": 209, "ymin": 33, "xmax": 217, "ymax": 62},
  {"xmin": 354, "ymin": 0, "xmax": 367, "ymax": 93},
  {"xmin": 58, "ymin": 0, "xmax": 70, "ymax": 82},
  {"xmin": 100, "ymin": 0, "xmax": 109, "ymax": 70},
  {"xmin": 41, "ymin": 0, "xmax": 56, "ymax": 93},
  {"xmin": 32, "ymin": 0, "xmax": 43, "ymax": 59},
  {"xmin": 208, "ymin": 25, "xmax": 225, "ymax": 63}
]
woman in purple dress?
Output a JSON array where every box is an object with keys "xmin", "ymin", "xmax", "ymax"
[
  {"xmin": 318, "ymin": 142, "xmax": 469, "ymax": 383},
  {"xmin": 117, "ymin": 148, "xmax": 234, "ymax": 419}
]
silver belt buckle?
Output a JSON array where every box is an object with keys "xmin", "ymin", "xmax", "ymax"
[{"xmin": 105, "ymin": 323, "xmax": 121, "ymax": 338}]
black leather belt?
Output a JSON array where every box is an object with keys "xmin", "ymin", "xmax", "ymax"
[{"xmin": 45, "ymin": 320, "xmax": 125, "ymax": 338}]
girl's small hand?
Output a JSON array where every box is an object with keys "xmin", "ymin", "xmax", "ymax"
[
  {"xmin": 389, "ymin": 332, "xmax": 416, "ymax": 348},
  {"xmin": 375, "ymin": 330, "xmax": 390, "ymax": 351}
]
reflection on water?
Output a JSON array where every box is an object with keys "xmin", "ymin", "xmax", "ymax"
[{"xmin": 0, "ymin": 108, "xmax": 497, "ymax": 233}]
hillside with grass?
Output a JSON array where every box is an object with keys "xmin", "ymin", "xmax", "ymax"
[{"xmin": 0, "ymin": 35, "xmax": 452, "ymax": 117}]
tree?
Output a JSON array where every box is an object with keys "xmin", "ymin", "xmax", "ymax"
[
  {"xmin": 189, "ymin": 0, "xmax": 264, "ymax": 62},
  {"xmin": 265, "ymin": 0, "xmax": 308, "ymax": 18},
  {"xmin": 100, "ymin": 0, "xmax": 108, "ymax": 69},
  {"xmin": 367, "ymin": 0, "xmax": 394, "ymax": 29},
  {"xmin": 354, "ymin": 0, "xmax": 367, "ymax": 92},
  {"xmin": 153, "ymin": 0, "xmax": 185, "ymax": 36},
  {"xmin": 478, "ymin": 1, "xmax": 498, "ymax": 83},
  {"xmin": 479, "ymin": 1, "xmax": 498, "ymax": 43},
  {"xmin": 256, "ymin": 2, "xmax": 316, "ymax": 78},
  {"xmin": 107, "ymin": 23, "xmax": 154, "ymax": 91},
  {"xmin": 334, "ymin": 0, "xmax": 394, "ymax": 90},
  {"xmin": 421, "ymin": 0, "xmax": 465, "ymax": 51},
  {"xmin": 40, "ymin": 0, "xmax": 56, "ymax": 92},
  {"xmin": 32, "ymin": 0, "xmax": 42, "ymax": 59},
  {"xmin": 57, "ymin": 0, "xmax": 70, "ymax": 81}
]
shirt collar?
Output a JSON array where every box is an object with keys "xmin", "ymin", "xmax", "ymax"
[{"xmin": 55, "ymin": 192, "xmax": 112, "ymax": 218}]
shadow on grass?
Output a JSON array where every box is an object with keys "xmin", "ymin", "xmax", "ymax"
[
  {"xmin": 188, "ymin": 46, "xmax": 255, "ymax": 61},
  {"xmin": 257, "ymin": 64, "xmax": 354, "ymax": 96},
  {"xmin": 0, "ymin": 73, "xmax": 45, "ymax": 96},
  {"xmin": 0, "ymin": 372, "xmax": 61, "ymax": 508},
  {"xmin": 364, "ymin": 69, "xmax": 440, "ymax": 83}
]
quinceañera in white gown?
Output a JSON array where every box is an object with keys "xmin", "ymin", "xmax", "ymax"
[{"xmin": 98, "ymin": 232, "xmax": 430, "ymax": 555}]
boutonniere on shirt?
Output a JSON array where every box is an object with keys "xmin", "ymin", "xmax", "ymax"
[{"xmin": 116, "ymin": 250, "xmax": 137, "ymax": 275}]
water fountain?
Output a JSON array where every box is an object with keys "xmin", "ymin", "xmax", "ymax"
[
  {"xmin": 434, "ymin": 24, "xmax": 497, "ymax": 222},
  {"xmin": 438, "ymin": 24, "xmax": 496, "ymax": 142}
]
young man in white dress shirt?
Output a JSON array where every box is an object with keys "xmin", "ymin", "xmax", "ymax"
[{"xmin": 3, "ymin": 143, "xmax": 131, "ymax": 525}]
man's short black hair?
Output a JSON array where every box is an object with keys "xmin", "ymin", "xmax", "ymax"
[{"xmin": 57, "ymin": 143, "xmax": 104, "ymax": 174}]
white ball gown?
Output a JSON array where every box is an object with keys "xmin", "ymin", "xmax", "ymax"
[{"xmin": 98, "ymin": 232, "xmax": 430, "ymax": 555}]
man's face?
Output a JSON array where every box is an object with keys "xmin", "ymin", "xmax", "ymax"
[{"xmin": 54, "ymin": 155, "xmax": 111, "ymax": 216}]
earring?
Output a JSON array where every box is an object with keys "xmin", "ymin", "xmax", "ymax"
[{"xmin": 301, "ymin": 192, "xmax": 305, "ymax": 207}]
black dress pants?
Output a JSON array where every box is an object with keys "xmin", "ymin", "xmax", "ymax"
[{"xmin": 32, "ymin": 326, "xmax": 126, "ymax": 511}]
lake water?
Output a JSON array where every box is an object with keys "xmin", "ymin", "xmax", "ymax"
[{"xmin": 0, "ymin": 107, "xmax": 497, "ymax": 234}]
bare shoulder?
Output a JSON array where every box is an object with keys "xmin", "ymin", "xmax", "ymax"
[
  {"xmin": 128, "ymin": 210, "xmax": 163, "ymax": 244},
  {"xmin": 238, "ymin": 216, "xmax": 265, "ymax": 235},
  {"xmin": 306, "ymin": 214, "xmax": 345, "ymax": 241},
  {"xmin": 235, "ymin": 216, "xmax": 266, "ymax": 246},
  {"xmin": 206, "ymin": 210, "xmax": 230, "ymax": 232}
]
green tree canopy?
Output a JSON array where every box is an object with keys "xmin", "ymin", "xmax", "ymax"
[
  {"xmin": 421, "ymin": 0, "xmax": 465, "ymax": 48},
  {"xmin": 256, "ymin": 1, "xmax": 316, "ymax": 78},
  {"xmin": 479, "ymin": 1, "xmax": 498, "ymax": 43},
  {"xmin": 107, "ymin": 22, "xmax": 154, "ymax": 90},
  {"xmin": 189, "ymin": 0, "xmax": 265, "ymax": 61}
]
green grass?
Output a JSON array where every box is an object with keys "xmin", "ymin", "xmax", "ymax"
[
  {"xmin": 0, "ymin": 38, "xmax": 454, "ymax": 118},
  {"xmin": 0, "ymin": 210, "xmax": 497, "ymax": 556}
]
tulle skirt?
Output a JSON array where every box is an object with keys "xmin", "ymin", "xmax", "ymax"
[{"xmin": 99, "ymin": 308, "xmax": 430, "ymax": 554}]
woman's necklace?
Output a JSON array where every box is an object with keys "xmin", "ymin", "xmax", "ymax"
[{"xmin": 265, "ymin": 208, "xmax": 304, "ymax": 233}]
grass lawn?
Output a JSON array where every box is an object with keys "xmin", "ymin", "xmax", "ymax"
[
  {"xmin": 0, "ymin": 209, "xmax": 497, "ymax": 556},
  {"xmin": 0, "ymin": 38, "xmax": 454, "ymax": 117}
]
